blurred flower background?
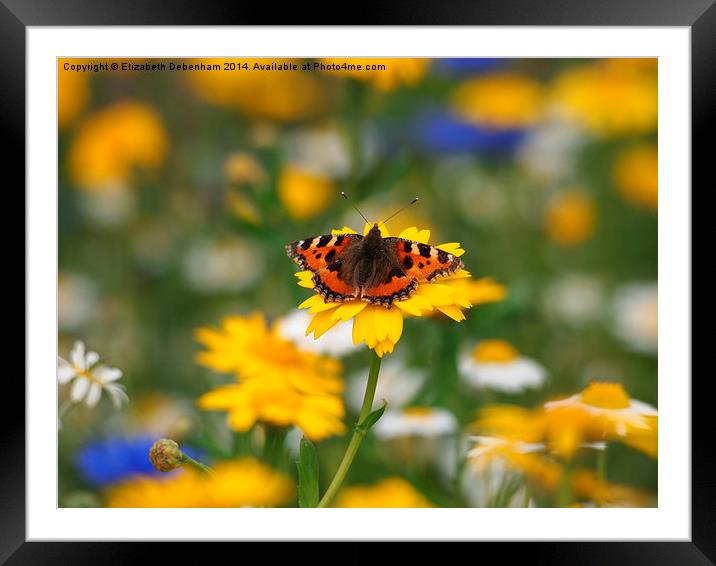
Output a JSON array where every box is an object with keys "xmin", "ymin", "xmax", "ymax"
[{"xmin": 58, "ymin": 57, "xmax": 657, "ymax": 508}]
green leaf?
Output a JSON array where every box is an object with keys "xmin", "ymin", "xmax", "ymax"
[
  {"xmin": 355, "ymin": 400, "xmax": 388, "ymax": 435},
  {"xmin": 296, "ymin": 437, "xmax": 319, "ymax": 508}
]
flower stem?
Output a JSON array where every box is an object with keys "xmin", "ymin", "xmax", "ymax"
[
  {"xmin": 318, "ymin": 351, "xmax": 382, "ymax": 508},
  {"xmin": 58, "ymin": 399, "xmax": 75, "ymax": 420},
  {"xmin": 556, "ymin": 459, "xmax": 574, "ymax": 508},
  {"xmin": 596, "ymin": 446, "xmax": 608, "ymax": 508},
  {"xmin": 182, "ymin": 454, "xmax": 214, "ymax": 476}
]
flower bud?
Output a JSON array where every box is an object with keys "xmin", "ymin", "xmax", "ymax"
[{"xmin": 149, "ymin": 438, "xmax": 184, "ymax": 472}]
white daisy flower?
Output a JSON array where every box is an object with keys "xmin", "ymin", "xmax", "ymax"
[
  {"xmin": 283, "ymin": 124, "xmax": 352, "ymax": 179},
  {"xmin": 182, "ymin": 237, "xmax": 264, "ymax": 294},
  {"xmin": 277, "ymin": 309, "xmax": 358, "ymax": 358},
  {"xmin": 612, "ymin": 282, "xmax": 657, "ymax": 354},
  {"xmin": 58, "ymin": 272, "xmax": 99, "ymax": 331},
  {"xmin": 463, "ymin": 436, "xmax": 543, "ymax": 508},
  {"xmin": 541, "ymin": 273, "xmax": 605, "ymax": 327},
  {"xmin": 373, "ymin": 407, "xmax": 457, "ymax": 440},
  {"xmin": 78, "ymin": 182, "xmax": 136, "ymax": 228},
  {"xmin": 345, "ymin": 357, "xmax": 427, "ymax": 412},
  {"xmin": 458, "ymin": 340, "xmax": 547, "ymax": 393},
  {"xmin": 58, "ymin": 341, "xmax": 128, "ymax": 409},
  {"xmin": 516, "ymin": 117, "xmax": 585, "ymax": 183}
]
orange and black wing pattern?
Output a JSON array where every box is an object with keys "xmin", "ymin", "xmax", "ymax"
[
  {"xmin": 286, "ymin": 233, "xmax": 361, "ymax": 272},
  {"xmin": 385, "ymin": 238, "xmax": 464, "ymax": 282},
  {"xmin": 286, "ymin": 233, "xmax": 362, "ymax": 302}
]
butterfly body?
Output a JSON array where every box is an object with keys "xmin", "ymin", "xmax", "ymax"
[{"xmin": 287, "ymin": 224, "xmax": 464, "ymax": 307}]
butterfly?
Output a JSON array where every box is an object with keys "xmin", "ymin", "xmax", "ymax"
[{"xmin": 286, "ymin": 216, "xmax": 464, "ymax": 308}]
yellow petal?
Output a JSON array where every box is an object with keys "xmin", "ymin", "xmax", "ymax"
[
  {"xmin": 332, "ymin": 226, "xmax": 358, "ymax": 234},
  {"xmin": 398, "ymin": 227, "xmax": 419, "ymax": 240},
  {"xmin": 447, "ymin": 269, "xmax": 472, "ymax": 280},
  {"xmin": 415, "ymin": 229, "xmax": 431, "ymax": 244},
  {"xmin": 331, "ymin": 300, "xmax": 368, "ymax": 321},
  {"xmin": 299, "ymin": 295, "xmax": 326, "ymax": 310},
  {"xmin": 306, "ymin": 310, "xmax": 341, "ymax": 338},
  {"xmin": 394, "ymin": 298, "xmax": 423, "ymax": 316},
  {"xmin": 437, "ymin": 242, "xmax": 465, "ymax": 257},
  {"xmin": 352, "ymin": 308, "xmax": 377, "ymax": 348},
  {"xmin": 405, "ymin": 292, "xmax": 435, "ymax": 313},
  {"xmin": 436, "ymin": 304, "xmax": 467, "ymax": 322},
  {"xmin": 414, "ymin": 283, "xmax": 455, "ymax": 306},
  {"xmin": 295, "ymin": 271, "xmax": 315, "ymax": 288},
  {"xmin": 373, "ymin": 339, "xmax": 395, "ymax": 357}
]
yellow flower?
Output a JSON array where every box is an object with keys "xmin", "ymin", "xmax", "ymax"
[
  {"xmin": 195, "ymin": 312, "xmax": 342, "ymax": 394},
  {"xmin": 58, "ymin": 59, "xmax": 90, "ymax": 128},
  {"xmin": 451, "ymin": 73, "xmax": 545, "ymax": 129},
  {"xmin": 613, "ymin": 144, "xmax": 658, "ymax": 211},
  {"xmin": 107, "ymin": 458, "xmax": 294, "ymax": 507},
  {"xmin": 551, "ymin": 60, "xmax": 657, "ymax": 137},
  {"xmin": 544, "ymin": 381, "xmax": 658, "ymax": 458},
  {"xmin": 295, "ymin": 224, "xmax": 493, "ymax": 357},
  {"xmin": 195, "ymin": 312, "xmax": 346, "ymax": 440},
  {"xmin": 335, "ymin": 477, "xmax": 434, "ymax": 508},
  {"xmin": 198, "ymin": 379, "xmax": 345, "ymax": 440},
  {"xmin": 474, "ymin": 381, "xmax": 657, "ymax": 460},
  {"xmin": 68, "ymin": 101, "xmax": 168, "ymax": 191},
  {"xmin": 468, "ymin": 436, "xmax": 562, "ymax": 491},
  {"xmin": 571, "ymin": 469, "xmax": 655, "ymax": 508},
  {"xmin": 186, "ymin": 58, "xmax": 329, "ymax": 122},
  {"xmin": 545, "ymin": 190, "xmax": 596, "ymax": 247},
  {"xmin": 278, "ymin": 165, "xmax": 336, "ymax": 220},
  {"xmin": 224, "ymin": 152, "xmax": 267, "ymax": 185},
  {"xmin": 320, "ymin": 58, "xmax": 429, "ymax": 91}
]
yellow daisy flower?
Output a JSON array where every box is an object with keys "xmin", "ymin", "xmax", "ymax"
[
  {"xmin": 195, "ymin": 312, "xmax": 342, "ymax": 395},
  {"xmin": 195, "ymin": 312, "xmax": 346, "ymax": 441},
  {"xmin": 197, "ymin": 378, "xmax": 346, "ymax": 441},
  {"xmin": 107, "ymin": 458, "xmax": 294, "ymax": 508},
  {"xmin": 68, "ymin": 100, "xmax": 168, "ymax": 191},
  {"xmin": 294, "ymin": 224, "xmax": 496, "ymax": 357},
  {"xmin": 335, "ymin": 477, "xmax": 434, "ymax": 508}
]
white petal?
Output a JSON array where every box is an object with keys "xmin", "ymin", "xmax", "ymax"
[
  {"xmin": 70, "ymin": 376, "xmax": 90, "ymax": 402},
  {"xmin": 57, "ymin": 362, "xmax": 77, "ymax": 384},
  {"xmin": 93, "ymin": 366, "xmax": 123, "ymax": 383},
  {"xmin": 105, "ymin": 384, "xmax": 128, "ymax": 408},
  {"xmin": 70, "ymin": 341, "xmax": 86, "ymax": 369},
  {"xmin": 85, "ymin": 351, "xmax": 100, "ymax": 368},
  {"xmin": 85, "ymin": 382, "xmax": 103, "ymax": 408}
]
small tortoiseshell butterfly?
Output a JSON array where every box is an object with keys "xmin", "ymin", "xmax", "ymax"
[{"xmin": 286, "ymin": 195, "xmax": 464, "ymax": 307}]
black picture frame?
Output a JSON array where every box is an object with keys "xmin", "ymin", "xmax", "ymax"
[{"xmin": 5, "ymin": 1, "xmax": 705, "ymax": 562}]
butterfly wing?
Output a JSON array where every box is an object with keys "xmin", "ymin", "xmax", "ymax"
[
  {"xmin": 286, "ymin": 233, "xmax": 363, "ymax": 301},
  {"xmin": 384, "ymin": 238, "xmax": 464, "ymax": 282}
]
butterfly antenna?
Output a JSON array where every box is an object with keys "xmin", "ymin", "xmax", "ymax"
[
  {"xmin": 341, "ymin": 191, "xmax": 370, "ymax": 224},
  {"xmin": 382, "ymin": 197, "xmax": 420, "ymax": 225}
]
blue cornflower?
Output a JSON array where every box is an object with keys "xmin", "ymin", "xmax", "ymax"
[
  {"xmin": 414, "ymin": 112, "xmax": 528, "ymax": 155},
  {"xmin": 436, "ymin": 58, "xmax": 504, "ymax": 75},
  {"xmin": 76, "ymin": 436, "xmax": 203, "ymax": 486}
]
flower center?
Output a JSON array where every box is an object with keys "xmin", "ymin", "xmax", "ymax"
[
  {"xmin": 402, "ymin": 406, "xmax": 434, "ymax": 418},
  {"xmin": 580, "ymin": 382, "xmax": 630, "ymax": 409},
  {"xmin": 472, "ymin": 340, "xmax": 519, "ymax": 363},
  {"xmin": 75, "ymin": 366, "xmax": 101, "ymax": 384}
]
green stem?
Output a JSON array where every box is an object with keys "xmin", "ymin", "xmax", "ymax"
[
  {"xmin": 556, "ymin": 459, "xmax": 574, "ymax": 508},
  {"xmin": 318, "ymin": 351, "xmax": 383, "ymax": 508},
  {"xmin": 58, "ymin": 399, "xmax": 75, "ymax": 420},
  {"xmin": 596, "ymin": 446, "xmax": 608, "ymax": 508},
  {"xmin": 182, "ymin": 454, "xmax": 214, "ymax": 476}
]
